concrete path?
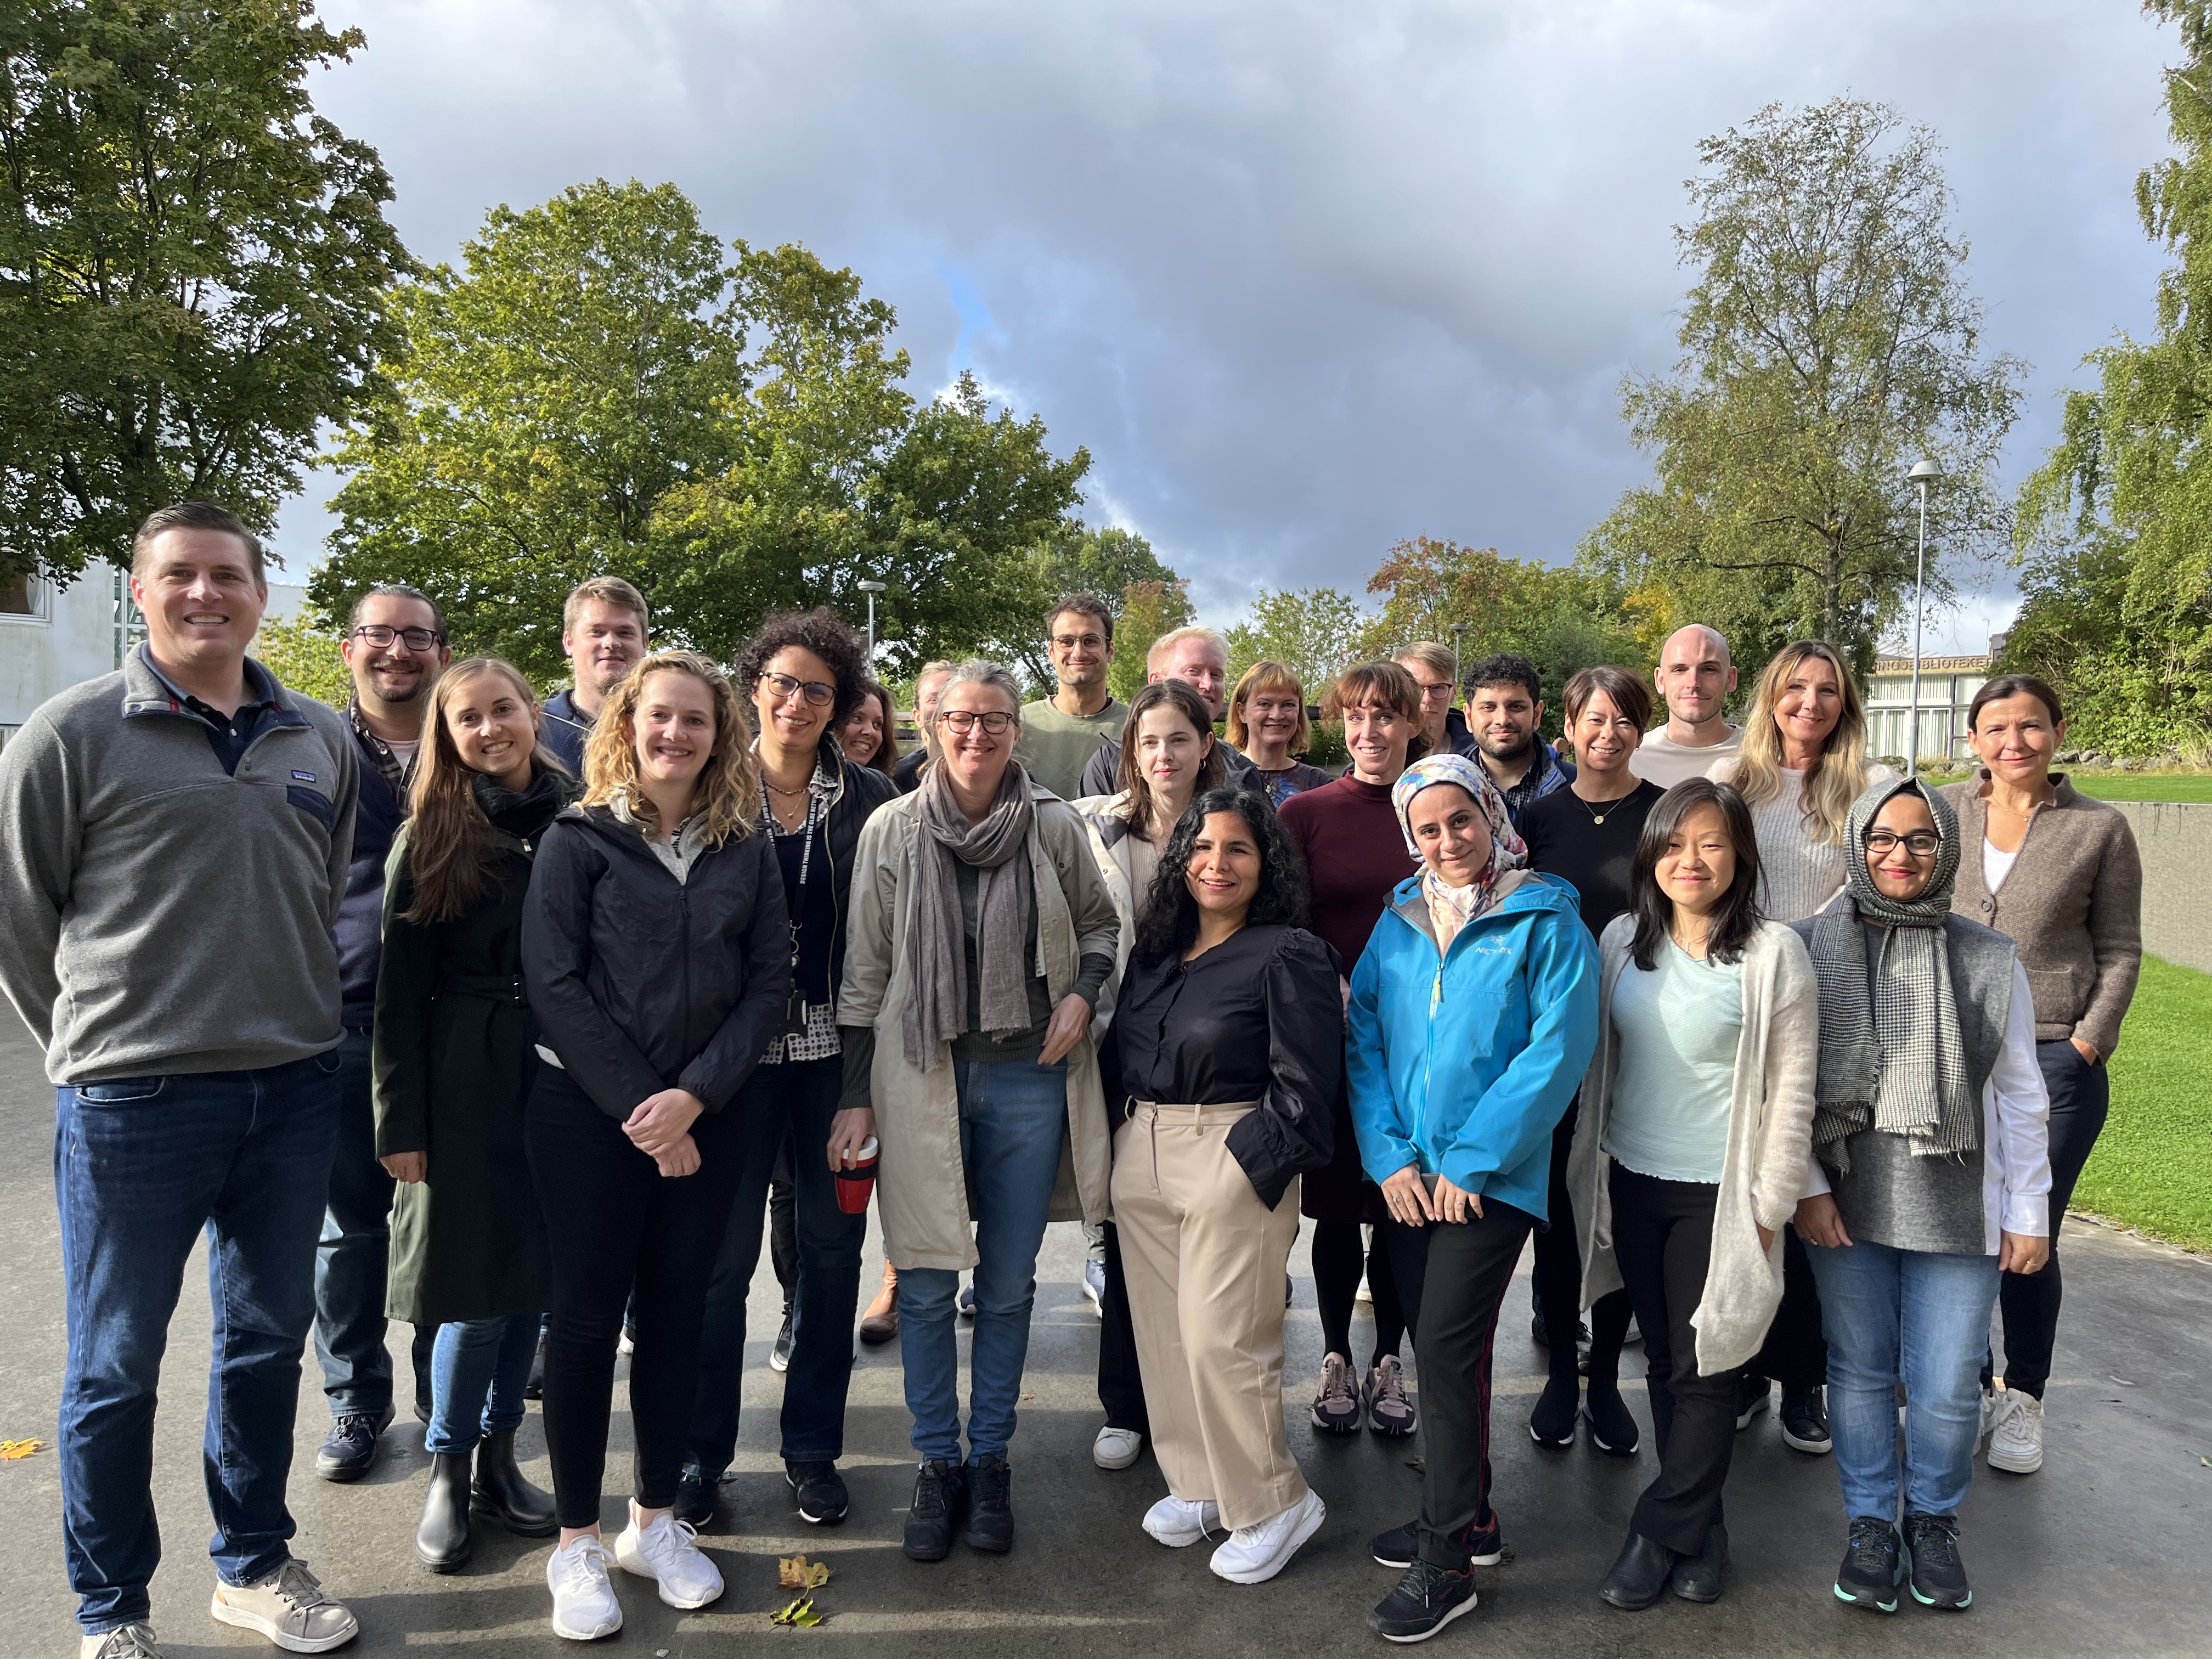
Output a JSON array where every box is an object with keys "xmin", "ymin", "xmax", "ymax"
[{"xmin": 0, "ymin": 1011, "xmax": 2204, "ymax": 1657}]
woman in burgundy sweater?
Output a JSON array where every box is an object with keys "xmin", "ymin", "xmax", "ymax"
[{"xmin": 1278, "ymin": 661, "xmax": 1429, "ymax": 1440}]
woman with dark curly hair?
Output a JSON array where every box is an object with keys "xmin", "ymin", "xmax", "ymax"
[
  {"xmin": 678, "ymin": 608, "xmax": 898, "ymax": 1535},
  {"xmin": 838, "ymin": 679, "xmax": 901, "ymax": 776},
  {"xmin": 1102, "ymin": 788, "xmax": 1339, "ymax": 1583}
]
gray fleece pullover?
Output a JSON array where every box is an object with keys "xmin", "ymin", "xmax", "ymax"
[{"xmin": 0, "ymin": 647, "xmax": 359, "ymax": 1084}]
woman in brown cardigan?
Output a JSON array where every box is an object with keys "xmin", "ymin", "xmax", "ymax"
[{"xmin": 1940, "ymin": 673, "xmax": 2142, "ymax": 1479}]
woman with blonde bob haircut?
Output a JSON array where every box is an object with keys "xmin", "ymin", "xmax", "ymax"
[
  {"xmin": 1227, "ymin": 661, "xmax": 1332, "ymax": 805},
  {"xmin": 523, "ymin": 648, "xmax": 791, "ymax": 1641}
]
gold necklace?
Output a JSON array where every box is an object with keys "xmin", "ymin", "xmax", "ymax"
[{"xmin": 764, "ymin": 775, "xmax": 809, "ymax": 797}]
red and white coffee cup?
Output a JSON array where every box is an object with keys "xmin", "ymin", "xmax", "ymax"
[{"xmin": 834, "ymin": 1136, "xmax": 880, "ymax": 1215}]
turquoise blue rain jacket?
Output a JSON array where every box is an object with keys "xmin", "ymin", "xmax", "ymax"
[{"xmin": 1346, "ymin": 872, "xmax": 1600, "ymax": 1224}]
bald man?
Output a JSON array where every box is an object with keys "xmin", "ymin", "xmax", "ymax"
[{"xmin": 1629, "ymin": 623, "xmax": 1744, "ymax": 788}]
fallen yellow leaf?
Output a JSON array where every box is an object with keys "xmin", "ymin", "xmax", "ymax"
[
  {"xmin": 778, "ymin": 1554, "xmax": 830, "ymax": 1590},
  {"xmin": 0, "ymin": 1439, "xmax": 42, "ymax": 1460},
  {"xmin": 770, "ymin": 1595, "xmax": 825, "ymax": 1627}
]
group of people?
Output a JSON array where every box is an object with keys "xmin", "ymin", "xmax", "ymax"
[{"xmin": 0, "ymin": 505, "xmax": 2142, "ymax": 1657}]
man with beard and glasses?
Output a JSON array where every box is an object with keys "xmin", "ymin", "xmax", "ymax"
[
  {"xmin": 313, "ymin": 584, "xmax": 453, "ymax": 1485},
  {"xmin": 541, "ymin": 577, "xmax": 650, "ymax": 775},
  {"xmin": 1462, "ymin": 652, "xmax": 1574, "ymax": 824}
]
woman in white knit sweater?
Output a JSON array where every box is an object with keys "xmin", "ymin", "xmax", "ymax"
[{"xmin": 1711, "ymin": 639, "xmax": 1894, "ymax": 1451}]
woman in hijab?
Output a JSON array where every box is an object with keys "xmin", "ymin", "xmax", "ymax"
[
  {"xmin": 1347, "ymin": 754, "xmax": 1600, "ymax": 1644},
  {"xmin": 1791, "ymin": 777, "xmax": 2051, "ymax": 1616},
  {"xmin": 833, "ymin": 661, "xmax": 1122, "ymax": 1564}
]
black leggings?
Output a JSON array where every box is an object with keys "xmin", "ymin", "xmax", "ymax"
[
  {"xmin": 1313, "ymin": 1218, "xmax": 1406, "ymax": 1367},
  {"xmin": 1532, "ymin": 1100, "xmax": 1633, "ymax": 1387},
  {"xmin": 526, "ymin": 1066, "xmax": 746, "ymax": 1529}
]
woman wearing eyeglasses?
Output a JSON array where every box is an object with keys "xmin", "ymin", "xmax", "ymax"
[
  {"xmin": 678, "ymin": 611, "xmax": 899, "ymax": 1534},
  {"xmin": 836, "ymin": 661, "xmax": 1121, "ymax": 1562},
  {"xmin": 1790, "ymin": 778, "xmax": 2050, "ymax": 1614}
]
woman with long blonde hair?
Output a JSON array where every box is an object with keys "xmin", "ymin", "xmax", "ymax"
[
  {"xmin": 522, "ymin": 649, "xmax": 791, "ymax": 1641},
  {"xmin": 377, "ymin": 657, "xmax": 577, "ymax": 1572},
  {"xmin": 1712, "ymin": 639, "xmax": 1894, "ymax": 1461}
]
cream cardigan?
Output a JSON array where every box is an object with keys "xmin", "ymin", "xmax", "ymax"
[{"xmin": 1568, "ymin": 915, "xmax": 1820, "ymax": 1374}]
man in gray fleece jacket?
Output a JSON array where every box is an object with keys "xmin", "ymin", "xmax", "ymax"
[{"xmin": 0, "ymin": 504, "xmax": 364, "ymax": 1657}]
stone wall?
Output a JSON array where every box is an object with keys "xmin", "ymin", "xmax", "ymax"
[{"xmin": 2107, "ymin": 801, "xmax": 2212, "ymax": 975}]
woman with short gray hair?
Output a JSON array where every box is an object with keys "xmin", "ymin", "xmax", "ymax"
[{"xmin": 834, "ymin": 659, "xmax": 1122, "ymax": 1564}]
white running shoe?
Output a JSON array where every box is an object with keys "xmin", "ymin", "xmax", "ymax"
[
  {"xmin": 616, "ymin": 1508, "xmax": 725, "ymax": 1609},
  {"xmin": 546, "ymin": 1535, "xmax": 623, "ymax": 1641},
  {"xmin": 1093, "ymin": 1425, "xmax": 1146, "ymax": 1470},
  {"xmin": 1986, "ymin": 1388, "xmax": 2045, "ymax": 1474},
  {"xmin": 1142, "ymin": 1493, "xmax": 1222, "ymax": 1547},
  {"xmin": 208, "ymin": 1559, "xmax": 357, "ymax": 1653},
  {"xmin": 1209, "ymin": 1488, "xmax": 1327, "ymax": 1584}
]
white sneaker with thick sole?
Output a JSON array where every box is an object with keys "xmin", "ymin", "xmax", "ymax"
[
  {"xmin": 1209, "ymin": 1488, "xmax": 1327, "ymax": 1584},
  {"xmin": 1093, "ymin": 1425, "xmax": 1145, "ymax": 1470},
  {"xmin": 1142, "ymin": 1493, "xmax": 1222, "ymax": 1547},
  {"xmin": 81, "ymin": 1626, "xmax": 162, "ymax": 1659},
  {"xmin": 208, "ymin": 1560, "xmax": 358, "ymax": 1654},
  {"xmin": 1986, "ymin": 1388, "xmax": 2045, "ymax": 1474},
  {"xmin": 616, "ymin": 1509, "xmax": 725, "ymax": 1609},
  {"xmin": 546, "ymin": 1535, "xmax": 623, "ymax": 1641}
]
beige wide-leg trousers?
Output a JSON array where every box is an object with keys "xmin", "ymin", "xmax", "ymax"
[{"xmin": 1111, "ymin": 1101, "xmax": 1308, "ymax": 1531}]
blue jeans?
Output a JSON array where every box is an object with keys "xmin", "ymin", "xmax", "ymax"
[
  {"xmin": 900, "ymin": 1058, "xmax": 1068, "ymax": 1464},
  {"xmin": 55, "ymin": 1052, "xmax": 342, "ymax": 1635},
  {"xmin": 425, "ymin": 1313, "xmax": 539, "ymax": 1454},
  {"xmin": 1808, "ymin": 1238, "xmax": 2000, "ymax": 1521},
  {"xmin": 687, "ymin": 1054, "xmax": 865, "ymax": 1474},
  {"xmin": 312, "ymin": 1029, "xmax": 393, "ymax": 1418}
]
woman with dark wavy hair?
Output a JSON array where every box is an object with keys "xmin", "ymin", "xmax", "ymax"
[{"xmin": 1102, "ymin": 788, "xmax": 1339, "ymax": 1584}]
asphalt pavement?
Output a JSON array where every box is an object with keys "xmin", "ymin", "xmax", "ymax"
[{"xmin": 0, "ymin": 1009, "xmax": 2205, "ymax": 1658}]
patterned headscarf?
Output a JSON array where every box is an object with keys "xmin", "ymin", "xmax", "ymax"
[{"xmin": 1390, "ymin": 754, "xmax": 1528, "ymax": 950}]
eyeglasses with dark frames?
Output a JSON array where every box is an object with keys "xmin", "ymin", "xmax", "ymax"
[
  {"xmin": 1864, "ymin": 829, "xmax": 1943, "ymax": 857},
  {"xmin": 757, "ymin": 672, "xmax": 837, "ymax": 708},
  {"xmin": 938, "ymin": 710, "xmax": 1015, "ymax": 736},
  {"xmin": 351, "ymin": 624, "xmax": 444, "ymax": 651}
]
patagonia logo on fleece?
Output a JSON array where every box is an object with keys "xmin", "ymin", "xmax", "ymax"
[{"xmin": 291, "ymin": 770, "xmax": 317, "ymax": 782}]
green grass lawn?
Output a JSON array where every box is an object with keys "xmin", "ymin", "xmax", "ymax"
[
  {"xmin": 2076, "ymin": 955, "xmax": 2212, "ymax": 1252},
  {"xmin": 2064, "ymin": 772, "xmax": 2212, "ymax": 804}
]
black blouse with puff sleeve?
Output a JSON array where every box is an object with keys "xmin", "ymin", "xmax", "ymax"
[{"xmin": 1103, "ymin": 922, "xmax": 1341, "ymax": 1210}]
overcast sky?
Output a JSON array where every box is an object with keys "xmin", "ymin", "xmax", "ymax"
[{"xmin": 278, "ymin": 0, "xmax": 2182, "ymax": 653}]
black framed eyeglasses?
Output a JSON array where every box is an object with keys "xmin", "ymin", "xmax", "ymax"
[
  {"xmin": 938, "ymin": 710, "xmax": 1015, "ymax": 736},
  {"xmin": 351, "ymin": 624, "xmax": 443, "ymax": 651},
  {"xmin": 758, "ymin": 671, "xmax": 837, "ymax": 708},
  {"xmin": 1864, "ymin": 830, "xmax": 1942, "ymax": 857}
]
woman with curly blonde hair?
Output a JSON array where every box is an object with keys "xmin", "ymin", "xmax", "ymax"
[{"xmin": 522, "ymin": 649, "xmax": 791, "ymax": 1640}]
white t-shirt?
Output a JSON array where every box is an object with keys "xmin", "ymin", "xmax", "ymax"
[
  {"xmin": 1629, "ymin": 723, "xmax": 1744, "ymax": 790},
  {"xmin": 1983, "ymin": 837, "xmax": 2019, "ymax": 894},
  {"xmin": 387, "ymin": 738, "xmax": 420, "ymax": 772}
]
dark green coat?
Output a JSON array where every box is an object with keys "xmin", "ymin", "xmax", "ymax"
[{"xmin": 373, "ymin": 792, "xmax": 572, "ymax": 1324}]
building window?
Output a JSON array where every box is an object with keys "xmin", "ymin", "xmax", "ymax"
[{"xmin": 1, "ymin": 573, "xmax": 48, "ymax": 619}]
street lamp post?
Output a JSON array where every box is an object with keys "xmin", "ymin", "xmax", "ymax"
[
  {"xmin": 856, "ymin": 580, "xmax": 887, "ymax": 662},
  {"xmin": 1904, "ymin": 460, "xmax": 1940, "ymax": 774}
]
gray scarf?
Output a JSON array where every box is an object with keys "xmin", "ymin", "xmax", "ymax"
[
  {"xmin": 1808, "ymin": 777, "xmax": 1980, "ymax": 1173},
  {"xmin": 904, "ymin": 759, "xmax": 1037, "ymax": 1070}
]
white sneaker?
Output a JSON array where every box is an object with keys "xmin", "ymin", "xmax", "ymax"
[
  {"xmin": 1093, "ymin": 1425, "xmax": 1145, "ymax": 1470},
  {"xmin": 1142, "ymin": 1493, "xmax": 1222, "ymax": 1547},
  {"xmin": 1986, "ymin": 1388, "xmax": 2045, "ymax": 1474},
  {"xmin": 1209, "ymin": 1487, "xmax": 1326, "ymax": 1584},
  {"xmin": 546, "ymin": 1535, "xmax": 623, "ymax": 1641},
  {"xmin": 1977, "ymin": 1390, "xmax": 1995, "ymax": 1443},
  {"xmin": 208, "ymin": 1559, "xmax": 358, "ymax": 1653},
  {"xmin": 81, "ymin": 1626, "xmax": 161, "ymax": 1659},
  {"xmin": 616, "ymin": 1508, "xmax": 725, "ymax": 1609}
]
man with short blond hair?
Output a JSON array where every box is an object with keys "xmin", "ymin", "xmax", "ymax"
[
  {"xmin": 1397, "ymin": 641, "xmax": 1477, "ymax": 759},
  {"xmin": 1077, "ymin": 624, "xmax": 1252, "ymax": 797},
  {"xmin": 541, "ymin": 574, "xmax": 650, "ymax": 774},
  {"xmin": 1629, "ymin": 623, "xmax": 1743, "ymax": 788}
]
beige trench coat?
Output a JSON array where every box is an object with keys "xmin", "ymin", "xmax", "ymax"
[{"xmin": 838, "ymin": 785, "xmax": 1124, "ymax": 1271}]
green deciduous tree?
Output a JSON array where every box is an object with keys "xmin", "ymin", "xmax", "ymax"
[
  {"xmin": 1225, "ymin": 585, "xmax": 1367, "ymax": 691},
  {"xmin": 2011, "ymin": 2, "xmax": 2212, "ymax": 748},
  {"xmin": 252, "ymin": 612, "xmax": 348, "ymax": 705},
  {"xmin": 1006, "ymin": 522, "xmax": 1183, "ymax": 689},
  {"xmin": 0, "ymin": 0, "xmax": 413, "ymax": 583},
  {"xmin": 1581, "ymin": 98, "xmax": 2024, "ymax": 676},
  {"xmin": 1105, "ymin": 577, "xmax": 1195, "ymax": 705}
]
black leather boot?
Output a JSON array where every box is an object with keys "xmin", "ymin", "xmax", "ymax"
[
  {"xmin": 415, "ymin": 1452, "xmax": 476, "ymax": 1572},
  {"xmin": 473, "ymin": 1429, "xmax": 558, "ymax": 1537},
  {"xmin": 1599, "ymin": 1530, "xmax": 1679, "ymax": 1610},
  {"xmin": 1670, "ymin": 1521, "xmax": 1728, "ymax": 1602}
]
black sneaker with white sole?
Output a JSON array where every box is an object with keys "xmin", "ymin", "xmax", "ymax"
[
  {"xmin": 1370, "ymin": 1515, "xmax": 1502, "ymax": 1570},
  {"xmin": 1781, "ymin": 1385, "xmax": 1832, "ymax": 1454},
  {"xmin": 1904, "ymin": 1511, "xmax": 1972, "ymax": 1609},
  {"xmin": 1833, "ymin": 1515, "xmax": 1901, "ymax": 1613},
  {"xmin": 787, "ymin": 1460, "xmax": 849, "ymax": 1525},
  {"xmin": 1733, "ymin": 1374, "xmax": 1771, "ymax": 1430},
  {"xmin": 1368, "ymin": 1558, "xmax": 1478, "ymax": 1643}
]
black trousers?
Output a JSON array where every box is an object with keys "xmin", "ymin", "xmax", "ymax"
[
  {"xmin": 1987, "ymin": 1039, "xmax": 2111, "ymax": 1397},
  {"xmin": 526, "ymin": 1065, "xmax": 746, "ymax": 1528},
  {"xmin": 1097, "ymin": 1221, "xmax": 1150, "ymax": 1434},
  {"xmin": 1381, "ymin": 1200, "xmax": 1534, "ymax": 1568},
  {"xmin": 1532, "ymin": 1099, "xmax": 1633, "ymax": 1384},
  {"xmin": 1609, "ymin": 1165, "xmax": 1741, "ymax": 1557}
]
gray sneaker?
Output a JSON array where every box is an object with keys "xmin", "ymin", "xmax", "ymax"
[
  {"xmin": 1311, "ymin": 1351, "xmax": 1362, "ymax": 1435},
  {"xmin": 208, "ymin": 1559, "xmax": 359, "ymax": 1653},
  {"xmin": 81, "ymin": 1627, "xmax": 161, "ymax": 1659}
]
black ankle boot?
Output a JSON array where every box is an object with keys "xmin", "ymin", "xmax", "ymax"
[
  {"xmin": 473, "ymin": 1429, "xmax": 557, "ymax": 1537},
  {"xmin": 1669, "ymin": 1521, "xmax": 1728, "ymax": 1602},
  {"xmin": 1600, "ymin": 1530, "xmax": 1678, "ymax": 1610},
  {"xmin": 416, "ymin": 1452, "xmax": 476, "ymax": 1572}
]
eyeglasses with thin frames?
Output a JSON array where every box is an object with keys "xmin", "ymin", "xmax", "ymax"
[{"xmin": 938, "ymin": 710, "xmax": 1015, "ymax": 736}]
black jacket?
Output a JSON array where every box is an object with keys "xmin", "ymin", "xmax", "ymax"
[
  {"xmin": 336, "ymin": 730, "xmax": 408, "ymax": 1029},
  {"xmin": 540, "ymin": 689, "xmax": 593, "ymax": 777},
  {"xmin": 818, "ymin": 755, "xmax": 900, "ymax": 1001},
  {"xmin": 523, "ymin": 804, "xmax": 791, "ymax": 1119}
]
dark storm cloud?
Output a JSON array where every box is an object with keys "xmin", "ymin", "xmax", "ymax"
[{"xmin": 294, "ymin": 0, "xmax": 2176, "ymax": 643}]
